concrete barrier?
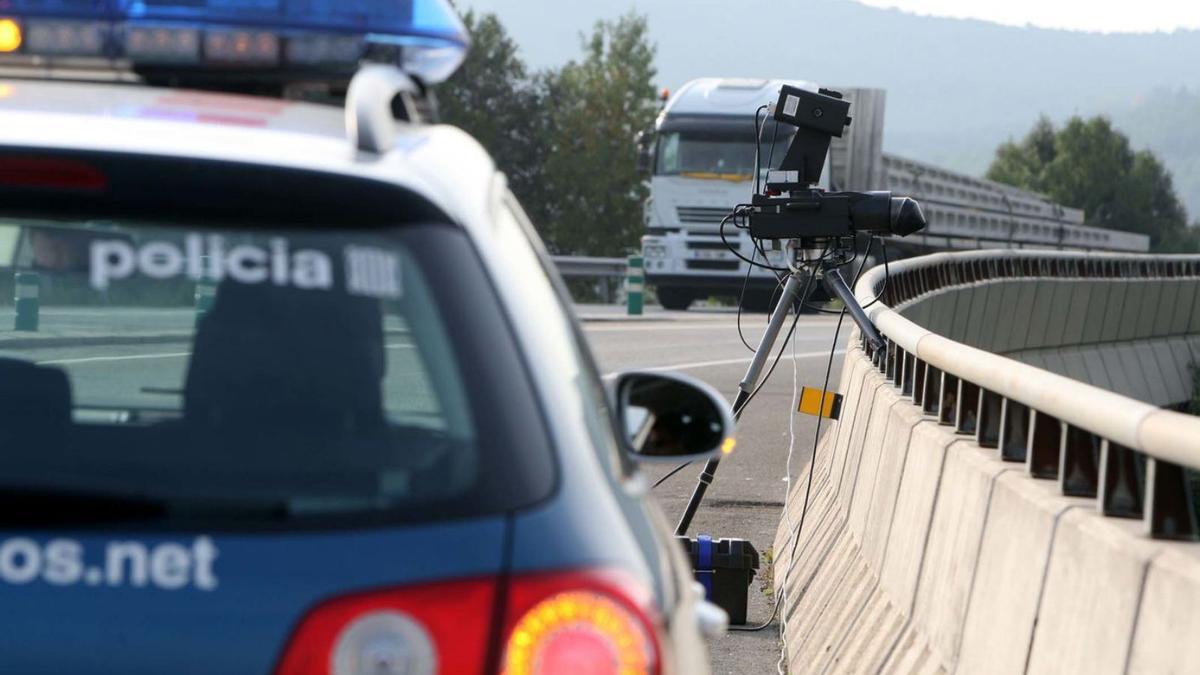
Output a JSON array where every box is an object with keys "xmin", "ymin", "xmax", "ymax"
[
  {"xmin": 879, "ymin": 424, "xmax": 955, "ymax": 616},
  {"xmin": 1026, "ymin": 512, "xmax": 1159, "ymax": 674},
  {"xmin": 910, "ymin": 443, "xmax": 1011, "ymax": 668},
  {"xmin": 775, "ymin": 345, "xmax": 1200, "ymax": 674},
  {"xmin": 956, "ymin": 475, "xmax": 1091, "ymax": 673},
  {"xmin": 1126, "ymin": 546, "xmax": 1200, "ymax": 673},
  {"xmin": 775, "ymin": 252, "xmax": 1200, "ymax": 673}
]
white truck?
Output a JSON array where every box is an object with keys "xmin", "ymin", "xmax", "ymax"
[
  {"xmin": 636, "ymin": 78, "xmax": 821, "ymax": 311},
  {"xmin": 636, "ymin": 79, "xmax": 1146, "ymax": 311}
]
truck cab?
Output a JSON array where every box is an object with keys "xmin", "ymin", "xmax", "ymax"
[{"xmin": 638, "ymin": 78, "xmax": 823, "ymax": 311}]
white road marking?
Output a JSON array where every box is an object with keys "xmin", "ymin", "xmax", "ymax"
[
  {"xmin": 584, "ymin": 322, "xmax": 839, "ymax": 333},
  {"xmin": 609, "ymin": 349, "xmax": 847, "ymax": 375},
  {"xmin": 37, "ymin": 342, "xmax": 415, "ymax": 366},
  {"xmin": 39, "ymin": 352, "xmax": 192, "ymax": 365}
]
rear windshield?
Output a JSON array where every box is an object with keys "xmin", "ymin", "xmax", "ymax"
[{"xmin": 0, "ymin": 156, "xmax": 555, "ymax": 529}]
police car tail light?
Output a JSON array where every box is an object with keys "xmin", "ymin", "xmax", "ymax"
[
  {"xmin": 501, "ymin": 569, "xmax": 663, "ymax": 675},
  {"xmin": 273, "ymin": 577, "xmax": 495, "ymax": 675}
]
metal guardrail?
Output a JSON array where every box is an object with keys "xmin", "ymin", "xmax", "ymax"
[
  {"xmin": 855, "ymin": 250, "xmax": 1200, "ymax": 540},
  {"xmin": 880, "ymin": 155, "xmax": 1151, "ymax": 253},
  {"xmin": 551, "ymin": 256, "xmax": 626, "ymax": 279}
]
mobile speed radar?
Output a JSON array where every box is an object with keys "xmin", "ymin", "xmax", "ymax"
[{"xmin": 746, "ymin": 84, "xmax": 927, "ymax": 242}]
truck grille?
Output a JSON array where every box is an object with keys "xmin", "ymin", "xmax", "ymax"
[{"xmin": 677, "ymin": 206, "xmax": 732, "ymax": 225}]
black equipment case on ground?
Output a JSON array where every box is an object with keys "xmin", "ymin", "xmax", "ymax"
[{"xmin": 677, "ymin": 535, "xmax": 760, "ymax": 624}]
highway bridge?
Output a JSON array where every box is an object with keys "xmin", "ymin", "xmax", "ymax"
[
  {"xmin": 772, "ymin": 250, "xmax": 1200, "ymax": 674},
  {"xmin": 828, "ymin": 89, "xmax": 1150, "ymax": 256}
]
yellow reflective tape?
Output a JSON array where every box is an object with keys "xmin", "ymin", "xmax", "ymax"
[
  {"xmin": 721, "ymin": 437, "xmax": 736, "ymax": 455},
  {"xmin": 798, "ymin": 387, "xmax": 842, "ymax": 420}
]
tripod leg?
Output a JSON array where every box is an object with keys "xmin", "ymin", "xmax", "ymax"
[
  {"xmin": 674, "ymin": 270, "xmax": 811, "ymax": 536},
  {"xmin": 824, "ymin": 267, "xmax": 884, "ymax": 352}
]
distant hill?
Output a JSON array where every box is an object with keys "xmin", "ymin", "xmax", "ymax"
[{"xmin": 459, "ymin": 0, "xmax": 1200, "ymax": 218}]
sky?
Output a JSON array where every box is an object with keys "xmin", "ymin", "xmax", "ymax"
[{"xmin": 856, "ymin": 0, "xmax": 1200, "ymax": 33}]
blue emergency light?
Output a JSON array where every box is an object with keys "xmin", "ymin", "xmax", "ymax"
[{"xmin": 0, "ymin": 0, "xmax": 468, "ymax": 83}]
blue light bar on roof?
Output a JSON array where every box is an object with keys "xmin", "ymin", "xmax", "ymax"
[{"xmin": 0, "ymin": 0, "xmax": 469, "ymax": 82}]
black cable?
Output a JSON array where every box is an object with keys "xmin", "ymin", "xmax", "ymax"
[
  {"xmin": 762, "ymin": 240, "xmax": 845, "ymax": 315},
  {"xmin": 720, "ymin": 209, "xmax": 792, "ymax": 273},
  {"xmin": 736, "ymin": 246, "xmax": 758, "ymax": 353},
  {"xmin": 652, "ymin": 460, "xmax": 692, "ymax": 489},
  {"xmin": 766, "ymin": 116, "xmax": 780, "ymax": 172},
  {"xmin": 785, "ymin": 309, "xmax": 846, "ymax": 590},
  {"xmin": 753, "ymin": 105, "xmax": 769, "ymax": 195},
  {"xmin": 797, "ymin": 235, "xmax": 891, "ymax": 313},
  {"xmin": 730, "ymin": 247, "xmax": 829, "ymax": 419},
  {"xmin": 733, "ymin": 294, "xmax": 804, "ymax": 419},
  {"xmin": 653, "ymin": 257, "xmax": 821, "ymax": 493},
  {"xmin": 733, "ymin": 292, "xmax": 847, "ymax": 633},
  {"xmin": 729, "ymin": 302, "xmax": 844, "ymax": 629},
  {"xmin": 865, "ymin": 237, "xmax": 889, "ymax": 309},
  {"xmin": 798, "ymin": 235, "xmax": 866, "ymax": 313}
]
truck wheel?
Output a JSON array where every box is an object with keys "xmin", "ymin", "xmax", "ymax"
[{"xmin": 657, "ymin": 288, "xmax": 692, "ymax": 311}]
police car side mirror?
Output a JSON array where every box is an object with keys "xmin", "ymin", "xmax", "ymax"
[
  {"xmin": 613, "ymin": 371, "xmax": 735, "ymax": 463},
  {"xmin": 635, "ymin": 129, "xmax": 654, "ymax": 175}
]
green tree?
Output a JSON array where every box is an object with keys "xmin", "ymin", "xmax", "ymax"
[
  {"xmin": 436, "ymin": 10, "xmax": 549, "ymax": 219},
  {"xmin": 536, "ymin": 13, "xmax": 658, "ymax": 256},
  {"xmin": 987, "ymin": 116, "xmax": 1197, "ymax": 251}
]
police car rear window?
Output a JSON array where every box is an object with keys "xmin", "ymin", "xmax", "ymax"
[{"xmin": 0, "ymin": 154, "xmax": 555, "ymax": 528}]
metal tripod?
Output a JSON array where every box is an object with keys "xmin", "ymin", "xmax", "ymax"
[{"xmin": 674, "ymin": 259, "xmax": 883, "ymax": 536}]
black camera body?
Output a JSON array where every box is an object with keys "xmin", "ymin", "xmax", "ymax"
[
  {"xmin": 747, "ymin": 85, "xmax": 926, "ymax": 242},
  {"xmin": 749, "ymin": 189, "xmax": 928, "ymax": 240}
]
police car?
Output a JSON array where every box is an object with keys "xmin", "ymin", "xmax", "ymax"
[{"xmin": 0, "ymin": 1, "xmax": 732, "ymax": 673}]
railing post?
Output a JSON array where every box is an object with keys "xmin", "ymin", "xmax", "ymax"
[
  {"xmin": 1144, "ymin": 458, "xmax": 1200, "ymax": 540},
  {"xmin": 912, "ymin": 358, "xmax": 927, "ymax": 405},
  {"xmin": 976, "ymin": 389, "xmax": 1003, "ymax": 448},
  {"xmin": 999, "ymin": 398, "xmax": 1030, "ymax": 461},
  {"xmin": 1026, "ymin": 410, "xmax": 1061, "ymax": 479},
  {"xmin": 922, "ymin": 364, "xmax": 941, "ymax": 415},
  {"xmin": 1098, "ymin": 441, "xmax": 1146, "ymax": 519},
  {"xmin": 901, "ymin": 352, "xmax": 915, "ymax": 396},
  {"xmin": 1060, "ymin": 426, "xmax": 1101, "ymax": 497},
  {"xmin": 957, "ymin": 380, "xmax": 980, "ymax": 435},
  {"xmin": 938, "ymin": 373, "xmax": 959, "ymax": 426}
]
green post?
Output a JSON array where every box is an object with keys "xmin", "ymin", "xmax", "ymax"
[
  {"xmin": 13, "ymin": 271, "xmax": 39, "ymax": 332},
  {"xmin": 626, "ymin": 255, "xmax": 644, "ymax": 316},
  {"xmin": 194, "ymin": 277, "xmax": 217, "ymax": 324}
]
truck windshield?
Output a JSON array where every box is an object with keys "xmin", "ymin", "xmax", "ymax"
[
  {"xmin": 656, "ymin": 131, "xmax": 759, "ymax": 179},
  {"xmin": 0, "ymin": 210, "xmax": 554, "ymax": 529}
]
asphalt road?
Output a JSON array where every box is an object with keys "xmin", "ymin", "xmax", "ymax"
[{"xmin": 581, "ymin": 306, "xmax": 846, "ymax": 675}]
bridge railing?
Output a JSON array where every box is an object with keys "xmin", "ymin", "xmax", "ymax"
[{"xmin": 855, "ymin": 249, "xmax": 1200, "ymax": 540}]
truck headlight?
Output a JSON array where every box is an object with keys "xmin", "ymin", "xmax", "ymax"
[{"xmin": 643, "ymin": 245, "xmax": 667, "ymax": 259}]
